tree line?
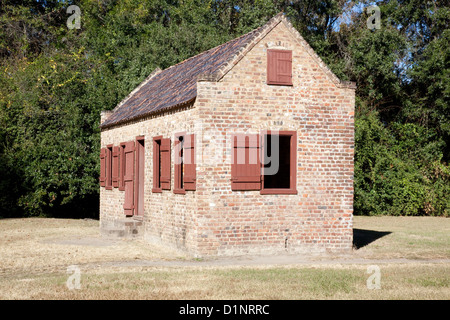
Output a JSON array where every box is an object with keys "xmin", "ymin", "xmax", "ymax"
[{"xmin": 0, "ymin": 0, "xmax": 448, "ymax": 218}]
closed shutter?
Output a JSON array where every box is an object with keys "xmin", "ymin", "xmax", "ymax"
[
  {"xmin": 118, "ymin": 143, "xmax": 125, "ymax": 191},
  {"xmin": 160, "ymin": 138, "xmax": 171, "ymax": 190},
  {"xmin": 231, "ymin": 134, "xmax": 261, "ymax": 190},
  {"xmin": 112, "ymin": 146, "xmax": 119, "ymax": 188},
  {"xmin": 152, "ymin": 137, "xmax": 162, "ymax": 192},
  {"xmin": 183, "ymin": 134, "xmax": 196, "ymax": 191},
  {"xmin": 267, "ymin": 49, "xmax": 292, "ymax": 85},
  {"xmin": 100, "ymin": 148, "xmax": 106, "ymax": 187},
  {"xmin": 106, "ymin": 146, "xmax": 113, "ymax": 189},
  {"xmin": 173, "ymin": 135, "xmax": 184, "ymax": 193},
  {"xmin": 123, "ymin": 141, "xmax": 135, "ymax": 216}
]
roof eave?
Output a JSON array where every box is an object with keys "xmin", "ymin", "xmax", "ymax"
[
  {"xmin": 99, "ymin": 97, "xmax": 196, "ymax": 130},
  {"xmin": 99, "ymin": 67, "xmax": 162, "ymax": 127}
]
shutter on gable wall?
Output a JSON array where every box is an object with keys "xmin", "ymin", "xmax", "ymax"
[
  {"xmin": 267, "ymin": 50, "xmax": 277, "ymax": 84},
  {"xmin": 112, "ymin": 146, "xmax": 119, "ymax": 188},
  {"xmin": 183, "ymin": 134, "xmax": 196, "ymax": 191},
  {"xmin": 123, "ymin": 141, "xmax": 135, "ymax": 216},
  {"xmin": 100, "ymin": 148, "xmax": 107, "ymax": 187},
  {"xmin": 231, "ymin": 134, "xmax": 261, "ymax": 190},
  {"xmin": 160, "ymin": 138, "xmax": 171, "ymax": 190},
  {"xmin": 267, "ymin": 49, "xmax": 292, "ymax": 86}
]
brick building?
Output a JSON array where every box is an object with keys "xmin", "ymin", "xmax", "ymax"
[{"xmin": 99, "ymin": 13, "xmax": 356, "ymax": 257}]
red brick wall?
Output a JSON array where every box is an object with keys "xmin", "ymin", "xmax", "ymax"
[
  {"xmin": 100, "ymin": 106, "xmax": 202, "ymax": 254},
  {"xmin": 193, "ymin": 21, "xmax": 355, "ymax": 256},
  {"xmin": 100, "ymin": 19, "xmax": 355, "ymax": 257}
]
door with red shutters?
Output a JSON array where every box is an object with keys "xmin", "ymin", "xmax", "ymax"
[
  {"xmin": 134, "ymin": 137, "xmax": 145, "ymax": 217},
  {"xmin": 123, "ymin": 141, "xmax": 135, "ymax": 216}
]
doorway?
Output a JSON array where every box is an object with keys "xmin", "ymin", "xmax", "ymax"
[{"xmin": 135, "ymin": 137, "xmax": 145, "ymax": 217}]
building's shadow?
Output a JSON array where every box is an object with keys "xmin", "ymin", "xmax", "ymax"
[{"xmin": 353, "ymin": 229, "xmax": 392, "ymax": 249}]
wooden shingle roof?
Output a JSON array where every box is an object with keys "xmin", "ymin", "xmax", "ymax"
[
  {"xmin": 100, "ymin": 20, "xmax": 271, "ymax": 128},
  {"xmin": 100, "ymin": 13, "xmax": 355, "ymax": 129}
]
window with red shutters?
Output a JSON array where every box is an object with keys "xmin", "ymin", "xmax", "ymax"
[
  {"xmin": 100, "ymin": 148, "xmax": 106, "ymax": 187},
  {"xmin": 267, "ymin": 49, "xmax": 293, "ymax": 86},
  {"xmin": 152, "ymin": 137, "xmax": 162, "ymax": 193},
  {"xmin": 106, "ymin": 145, "xmax": 113, "ymax": 190},
  {"xmin": 231, "ymin": 134, "xmax": 261, "ymax": 191},
  {"xmin": 112, "ymin": 146, "xmax": 119, "ymax": 188},
  {"xmin": 134, "ymin": 137, "xmax": 145, "ymax": 217},
  {"xmin": 160, "ymin": 138, "xmax": 171, "ymax": 190},
  {"xmin": 230, "ymin": 131, "xmax": 297, "ymax": 194},
  {"xmin": 153, "ymin": 136, "xmax": 171, "ymax": 192},
  {"xmin": 174, "ymin": 133, "xmax": 185, "ymax": 194},
  {"xmin": 118, "ymin": 143, "xmax": 126, "ymax": 191},
  {"xmin": 123, "ymin": 141, "xmax": 135, "ymax": 216},
  {"xmin": 183, "ymin": 134, "xmax": 196, "ymax": 191},
  {"xmin": 174, "ymin": 133, "xmax": 196, "ymax": 194},
  {"xmin": 261, "ymin": 131, "xmax": 297, "ymax": 195}
]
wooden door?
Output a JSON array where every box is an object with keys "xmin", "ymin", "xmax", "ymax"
[
  {"xmin": 123, "ymin": 141, "xmax": 135, "ymax": 216},
  {"xmin": 135, "ymin": 137, "xmax": 145, "ymax": 217}
]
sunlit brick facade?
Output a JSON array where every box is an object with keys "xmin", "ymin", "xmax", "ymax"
[{"xmin": 99, "ymin": 14, "xmax": 356, "ymax": 257}]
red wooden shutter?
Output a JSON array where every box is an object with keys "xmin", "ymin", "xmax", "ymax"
[
  {"xmin": 106, "ymin": 146, "xmax": 113, "ymax": 189},
  {"xmin": 183, "ymin": 134, "xmax": 196, "ymax": 191},
  {"xmin": 267, "ymin": 49, "xmax": 292, "ymax": 85},
  {"xmin": 231, "ymin": 134, "xmax": 261, "ymax": 190},
  {"xmin": 118, "ymin": 143, "xmax": 125, "ymax": 191},
  {"xmin": 160, "ymin": 138, "xmax": 171, "ymax": 190},
  {"xmin": 173, "ymin": 135, "xmax": 183, "ymax": 193},
  {"xmin": 123, "ymin": 141, "xmax": 135, "ymax": 216},
  {"xmin": 112, "ymin": 146, "xmax": 119, "ymax": 188},
  {"xmin": 267, "ymin": 50, "xmax": 277, "ymax": 84},
  {"xmin": 100, "ymin": 148, "xmax": 106, "ymax": 187},
  {"xmin": 153, "ymin": 137, "xmax": 161, "ymax": 192}
]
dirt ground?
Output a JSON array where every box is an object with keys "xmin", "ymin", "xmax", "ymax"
[
  {"xmin": 1, "ymin": 216, "xmax": 449, "ymax": 272},
  {"xmin": 0, "ymin": 216, "xmax": 449, "ymax": 299}
]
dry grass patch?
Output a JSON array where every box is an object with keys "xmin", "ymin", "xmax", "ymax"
[
  {"xmin": 1, "ymin": 264, "xmax": 449, "ymax": 300},
  {"xmin": 352, "ymin": 216, "xmax": 450, "ymax": 260},
  {"xmin": 0, "ymin": 216, "xmax": 449, "ymax": 300},
  {"xmin": 0, "ymin": 218, "xmax": 187, "ymax": 276}
]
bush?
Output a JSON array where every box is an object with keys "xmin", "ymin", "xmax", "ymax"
[{"xmin": 354, "ymin": 111, "xmax": 450, "ymax": 216}]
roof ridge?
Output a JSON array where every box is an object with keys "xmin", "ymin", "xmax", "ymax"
[
  {"xmin": 279, "ymin": 14, "xmax": 356, "ymax": 89},
  {"xmin": 198, "ymin": 12, "xmax": 284, "ymax": 82},
  {"xmin": 155, "ymin": 23, "xmax": 263, "ymax": 75},
  {"xmin": 100, "ymin": 13, "xmax": 286, "ymax": 129},
  {"xmin": 109, "ymin": 67, "xmax": 162, "ymax": 115},
  {"xmin": 101, "ymin": 12, "xmax": 356, "ymax": 130}
]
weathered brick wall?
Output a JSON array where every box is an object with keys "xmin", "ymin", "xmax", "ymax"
[
  {"xmin": 100, "ymin": 106, "xmax": 201, "ymax": 254},
  {"xmin": 194, "ymin": 21, "xmax": 355, "ymax": 256},
  {"xmin": 100, "ymin": 19, "xmax": 355, "ymax": 257}
]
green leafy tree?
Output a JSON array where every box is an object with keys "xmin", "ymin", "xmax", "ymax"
[{"xmin": 0, "ymin": 0, "xmax": 448, "ymax": 217}]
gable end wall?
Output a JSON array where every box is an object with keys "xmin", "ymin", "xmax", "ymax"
[{"xmin": 194, "ymin": 22, "xmax": 355, "ymax": 256}]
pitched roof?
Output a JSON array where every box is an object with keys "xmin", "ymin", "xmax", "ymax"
[
  {"xmin": 100, "ymin": 19, "xmax": 272, "ymax": 129},
  {"xmin": 100, "ymin": 13, "xmax": 355, "ymax": 129}
]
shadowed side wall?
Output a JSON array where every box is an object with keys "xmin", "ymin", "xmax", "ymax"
[{"xmin": 100, "ymin": 106, "xmax": 201, "ymax": 254}]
